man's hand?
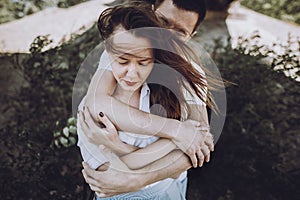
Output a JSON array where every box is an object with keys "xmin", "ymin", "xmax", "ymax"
[
  {"xmin": 172, "ymin": 120, "xmax": 213, "ymax": 168},
  {"xmin": 82, "ymin": 162, "xmax": 142, "ymax": 197}
]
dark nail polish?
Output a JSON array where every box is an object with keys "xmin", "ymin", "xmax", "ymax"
[
  {"xmin": 99, "ymin": 112, "xmax": 104, "ymax": 117},
  {"xmin": 83, "ymin": 106, "xmax": 85, "ymax": 110}
]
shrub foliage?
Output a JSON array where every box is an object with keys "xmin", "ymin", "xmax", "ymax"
[
  {"xmin": 0, "ymin": 0, "xmax": 87, "ymax": 24},
  {"xmin": 0, "ymin": 25, "xmax": 100, "ymax": 199},
  {"xmin": 240, "ymin": 0, "xmax": 300, "ymax": 24},
  {"xmin": 188, "ymin": 35, "xmax": 300, "ymax": 200}
]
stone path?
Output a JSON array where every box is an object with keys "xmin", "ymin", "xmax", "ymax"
[
  {"xmin": 0, "ymin": 0, "xmax": 111, "ymax": 53},
  {"xmin": 226, "ymin": 1, "xmax": 300, "ymax": 47},
  {"xmin": 226, "ymin": 1, "xmax": 300, "ymax": 81},
  {"xmin": 0, "ymin": 0, "xmax": 299, "ymax": 54}
]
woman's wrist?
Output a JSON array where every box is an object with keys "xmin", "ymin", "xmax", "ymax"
[{"xmin": 108, "ymin": 141, "xmax": 126, "ymax": 156}]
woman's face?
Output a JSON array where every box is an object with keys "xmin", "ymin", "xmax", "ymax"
[{"xmin": 109, "ymin": 28, "xmax": 154, "ymax": 93}]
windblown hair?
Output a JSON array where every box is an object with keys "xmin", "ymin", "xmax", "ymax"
[{"xmin": 97, "ymin": 5, "xmax": 214, "ymax": 120}]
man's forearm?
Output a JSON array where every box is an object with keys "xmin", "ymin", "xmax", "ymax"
[{"xmin": 81, "ymin": 149, "xmax": 192, "ymax": 196}]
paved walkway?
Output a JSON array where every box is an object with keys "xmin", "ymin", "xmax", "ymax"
[
  {"xmin": 0, "ymin": 0, "xmax": 299, "ymax": 53},
  {"xmin": 226, "ymin": 1, "xmax": 300, "ymax": 81},
  {"xmin": 0, "ymin": 0, "xmax": 111, "ymax": 53},
  {"xmin": 226, "ymin": 1, "xmax": 300, "ymax": 47}
]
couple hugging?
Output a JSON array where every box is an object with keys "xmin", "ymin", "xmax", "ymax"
[{"xmin": 77, "ymin": 1, "xmax": 221, "ymax": 199}]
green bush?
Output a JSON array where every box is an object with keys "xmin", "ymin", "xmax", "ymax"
[
  {"xmin": 240, "ymin": 0, "xmax": 300, "ymax": 24},
  {"xmin": 188, "ymin": 35, "xmax": 300, "ymax": 200},
  {"xmin": 0, "ymin": 0, "xmax": 87, "ymax": 24},
  {"xmin": 0, "ymin": 25, "xmax": 100, "ymax": 199}
]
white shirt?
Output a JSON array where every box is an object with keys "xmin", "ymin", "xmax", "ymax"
[
  {"xmin": 118, "ymin": 83, "xmax": 160, "ymax": 148},
  {"xmin": 77, "ymin": 83, "xmax": 159, "ymax": 169},
  {"xmin": 77, "ymin": 82, "xmax": 187, "ymax": 186},
  {"xmin": 77, "ymin": 49, "xmax": 206, "ymax": 179}
]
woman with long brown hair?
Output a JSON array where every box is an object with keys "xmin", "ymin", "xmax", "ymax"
[{"xmin": 78, "ymin": 4, "xmax": 215, "ymax": 199}]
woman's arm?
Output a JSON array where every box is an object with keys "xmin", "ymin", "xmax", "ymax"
[
  {"xmin": 82, "ymin": 52, "xmax": 209, "ymax": 167},
  {"xmin": 118, "ymin": 104, "xmax": 213, "ymax": 170},
  {"xmin": 83, "ymin": 86, "xmax": 211, "ymax": 168},
  {"xmin": 85, "ymin": 74, "xmax": 180, "ymax": 138},
  {"xmin": 80, "ymin": 108, "xmax": 177, "ymax": 170},
  {"xmin": 119, "ymin": 139, "xmax": 177, "ymax": 170},
  {"xmin": 118, "ymin": 104, "xmax": 212, "ymax": 170},
  {"xmin": 79, "ymin": 102, "xmax": 213, "ymax": 172},
  {"xmin": 79, "ymin": 108, "xmax": 138, "ymax": 156}
]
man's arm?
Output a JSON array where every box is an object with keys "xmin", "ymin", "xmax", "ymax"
[{"xmin": 82, "ymin": 150, "xmax": 191, "ymax": 198}]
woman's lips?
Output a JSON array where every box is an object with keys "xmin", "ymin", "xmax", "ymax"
[{"xmin": 124, "ymin": 80, "xmax": 137, "ymax": 86}]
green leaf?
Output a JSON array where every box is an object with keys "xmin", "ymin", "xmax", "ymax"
[{"xmin": 63, "ymin": 127, "xmax": 69, "ymax": 137}]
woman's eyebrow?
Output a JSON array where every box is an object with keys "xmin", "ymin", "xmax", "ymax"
[
  {"xmin": 139, "ymin": 57, "xmax": 153, "ymax": 61},
  {"xmin": 119, "ymin": 53, "xmax": 153, "ymax": 60},
  {"xmin": 118, "ymin": 56, "xmax": 128, "ymax": 59}
]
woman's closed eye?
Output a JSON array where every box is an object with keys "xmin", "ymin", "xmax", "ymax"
[
  {"xmin": 117, "ymin": 57, "xmax": 128, "ymax": 65},
  {"xmin": 119, "ymin": 61, "xmax": 128, "ymax": 65},
  {"xmin": 139, "ymin": 61, "xmax": 151, "ymax": 66},
  {"xmin": 138, "ymin": 58, "xmax": 153, "ymax": 67}
]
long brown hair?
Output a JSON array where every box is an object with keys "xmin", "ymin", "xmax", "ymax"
[{"xmin": 98, "ymin": 5, "xmax": 216, "ymax": 120}]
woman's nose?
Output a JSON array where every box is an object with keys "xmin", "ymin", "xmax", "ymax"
[{"xmin": 126, "ymin": 63, "xmax": 138, "ymax": 77}]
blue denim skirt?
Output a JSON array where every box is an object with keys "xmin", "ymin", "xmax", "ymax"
[{"xmin": 95, "ymin": 177, "xmax": 188, "ymax": 200}]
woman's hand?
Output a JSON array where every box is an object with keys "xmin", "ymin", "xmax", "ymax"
[
  {"xmin": 79, "ymin": 107, "xmax": 139, "ymax": 156},
  {"xmin": 78, "ymin": 107, "xmax": 121, "ymax": 150},
  {"xmin": 171, "ymin": 120, "xmax": 213, "ymax": 168}
]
